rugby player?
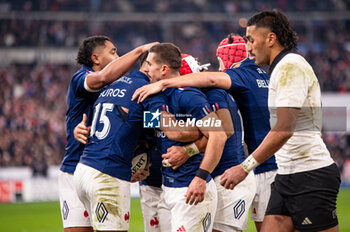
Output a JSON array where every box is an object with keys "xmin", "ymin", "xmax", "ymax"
[
  {"xmin": 73, "ymin": 55, "xmax": 170, "ymax": 232},
  {"xmin": 60, "ymin": 35, "xmax": 156, "ymax": 232},
  {"xmin": 142, "ymin": 43, "xmax": 227, "ymax": 232},
  {"xmin": 132, "ymin": 34, "xmax": 278, "ymax": 231},
  {"xmin": 227, "ymin": 9, "xmax": 340, "ymax": 232}
]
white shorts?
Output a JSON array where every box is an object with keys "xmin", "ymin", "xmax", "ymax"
[
  {"xmin": 139, "ymin": 185, "xmax": 171, "ymax": 232},
  {"xmin": 213, "ymin": 172, "xmax": 256, "ymax": 231},
  {"xmin": 74, "ymin": 163, "xmax": 130, "ymax": 231},
  {"xmin": 162, "ymin": 179, "xmax": 217, "ymax": 232},
  {"xmin": 250, "ymin": 169, "xmax": 277, "ymax": 222},
  {"xmin": 58, "ymin": 170, "xmax": 91, "ymax": 228}
]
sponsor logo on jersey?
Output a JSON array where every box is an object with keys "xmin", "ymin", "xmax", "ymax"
[
  {"xmin": 203, "ymin": 212, "xmax": 211, "ymax": 232},
  {"xmin": 177, "ymin": 225, "xmax": 186, "ymax": 232},
  {"xmin": 301, "ymin": 217, "xmax": 312, "ymax": 225},
  {"xmin": 117, "ymin": 76, "xmax": 133, "ymax": 84},
  {"xmin": 233, "ymin": 199, "xmax": 245, "ymax": 219},
  {"xmin": 84, "ymin": 210, "xmax": 89, "ymax": 218},
  {"xmin": 95, "ymin": 202, "xmax": 108, "ymax": 223},
  {"xmin": 62, "ymin": 200, "xmax": 69, "ymax": 220},
  {"xmin": 124, "ymin": 212, "xmax": 130, "ymax": 222},
  {"xmin": 150, "ymin": 216, "xmax": 159, "ymax": 227}
]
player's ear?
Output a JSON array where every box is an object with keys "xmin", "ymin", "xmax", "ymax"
[
  {"xmin": 160, "ymin": 64, "xmax": 168, "ymax": 75},
  {"xmin": 91, "ymin": 53, "xmax": 100, "ymax": 65},
  {"xmin": 267, "ymin": 32, "xmax": 278, "ymax": 47}
]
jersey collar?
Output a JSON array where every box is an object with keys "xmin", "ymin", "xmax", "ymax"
[
  {"xmin": 239, "ymin": 59, "xmax": 256, "ymax": 68},
  {"xmin": 82, "ymin": 65, "xmax": 94, "ymax": 73},
  {"xmin": 163, "ymin": 88, "xmax": 175, "ymax": 97},
  {"xmin": 268, "ymin": 49, "xmax": 291, "ymax": 76}
]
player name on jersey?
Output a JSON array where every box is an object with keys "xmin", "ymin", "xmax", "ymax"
[
  {"xmin": 256, "ymin": 79, "xmax": 269, "ymax": 88},
  {"xmin": 99, "ymin": 88, "xmax": 127, "ymax": 98}
]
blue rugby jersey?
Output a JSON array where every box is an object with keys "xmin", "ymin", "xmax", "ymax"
[
  {"xmin": 79, "ymin": 70, "xmax": 169, "ymax": 181},
  {"xmin": 202, "ymin": 88, "xmax": 245, "ymax": 178},
  {"xmin": 158, "ymin": 87, "xmax": 212, "ymax": 187},
  {"xmin": 61, "ymin": 66, "xmax": 99, "ymax": 174},
  {"xmin": 140, "ymin": 129, "xmax": 163, "ymax": 188},
  {"xmin": 225, "ymin": 59, "xmax": 277, "ymax": 174}
]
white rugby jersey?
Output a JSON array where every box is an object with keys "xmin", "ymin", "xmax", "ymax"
[{"xmin": 268, "ymin": 53, "xmax": 334, "ymax": 174}]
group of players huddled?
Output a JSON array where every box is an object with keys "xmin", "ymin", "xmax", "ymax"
[{"xmin": 59, "ymin": 9, "xmax": 340, "ymax": 232}]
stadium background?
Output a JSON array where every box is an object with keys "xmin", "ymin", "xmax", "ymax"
[{"xmin": 0, "ymin": 0, "xmax": 350, "ymax": 231}]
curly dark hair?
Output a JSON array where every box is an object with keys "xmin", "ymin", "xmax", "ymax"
[
  {"xmin": 247, "ymin": 9, "xmax": 298, "ymax": 51},
  {"xmin": 76, "ymin": 35, "xmax": 110, "ymax": 67}
]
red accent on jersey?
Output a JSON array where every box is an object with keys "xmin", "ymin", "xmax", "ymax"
[
  {"xmin": 150, "ymin": 216, "xmax": 159, "ymax": 227},
  {"xmin": 216, "ymin": 35, "xmax": 248, "ymax": 69},
  {"xmin": 177, "ymin": 225, "xmax": 186, "ymax": 232},
  {"xmin": 253, "ymin": 208, "xmax": 257, "ymax": 214},
  {"xmin": 84, "ymin": 210, "xmax": 89, "ymax": 217},
  {"xmin": 215, "ymin": 103, "xmax": 219, "ymax": 110},
  {"xmin": 124, "ymin": 212, "xmax": 130, "ymax": 222},
  {"xmin": 205, "ymin": 105, "xmax": 211, "ymax": 113}
]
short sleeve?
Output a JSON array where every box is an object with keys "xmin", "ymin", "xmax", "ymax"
[
  {"xmin": 205, "ymin": 88, "xmax": 230, "ymax": 111},
  {"xmin": 143, "ymin": 92, "xmax": 170, "ymax": 113},
  {"xmin": 274, "ymin": 62, "xmax": 308, "ymax": 108},
  {"xmin": 73, "ymin": 71, "xmax": 94, "ymax": 97},
  {"xmin": 225, "ymin": 69, "xmax": 245, "ymax": 93}
]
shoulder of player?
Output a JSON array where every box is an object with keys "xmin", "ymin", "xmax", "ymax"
[
  {"xmin": 71, "ymin": 66, "xmax": 91, "ymax": 81},
  {"xmin": 278, "ymin": 53, "xmax": 308, "ymax": 68},
  {"xmin": 274, "ymin": 53, "xmax": 312, "ymax": 76},
  {"xmin": 203, "ymin": 87, "xmax": 226, "ymax": 96},
  {"xmin": 175, "ymin": 86, "xmax": 202, "ymax": 94},
  {"xmin": 114, "ymin": 73, "xmax": 149, "ymax": 88},
  {"xmin": 174, "ymin": 87, "xmax": 208, "ymax": 99}
]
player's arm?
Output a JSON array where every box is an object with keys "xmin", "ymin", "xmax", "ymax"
[
  {"xmin": 220, "ymin": 107, "xmax": 299, "ymax": 189},
  {"xmin": 86, "ymin": 42, "xmax": 158, "ymax": 91},
  {"xmin": 162, "ymin": 135, "xmax": 207, "ymax": 170},
  {"xmin": 160, "ymin": 111, "xmax": 201, "ymax": 142},
  {"xmin": 186, "ymin": 112, "xmax": 227, "ymax": 205},
  {"xmin": 132, "ymin": 72, "xmax": 232, "ymax": 103},
  {"xmin": 162, "ymin": 108, "xmax": 233, "ymax": 169},
  {"xmin": 215, "ymin": 108, "xmax": 234, "ymax": 138}
]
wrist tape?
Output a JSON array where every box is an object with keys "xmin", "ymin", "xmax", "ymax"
[
  {"xmin": 241, "ymin": 155, "xmax": 260, "ymax": 173},
  {"xmin": 184, "ymin": 143, "xmax": 200, "ymax": 157}
]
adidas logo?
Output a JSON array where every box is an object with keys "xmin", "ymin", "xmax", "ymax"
[
  {"xmin": 301, "ymin": 217, "xmax": 312, "ymax": 225},
  {"xmin": 177, "ymin": 225, "xmax": 186, "ymax": 232}
]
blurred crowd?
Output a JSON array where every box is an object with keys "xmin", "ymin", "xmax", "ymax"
[
  {"xmin": 0, "ymin": 63, "xmax": 74, "ymax": 175},
  {"xmin": 1, "ymin": 19, "xmax": 350, "ymax": 92},
  {"xmin": 2, "ymin": 0, "xmax": 350, "ymax": 12},
  {"xmin": 0, "ymin": 0, "xmax": 350, "ymax": 178}
]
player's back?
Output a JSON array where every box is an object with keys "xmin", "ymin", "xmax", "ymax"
[{"xmin": 225, "ymin": 59, "xmax": 277, "ymax": 174}]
